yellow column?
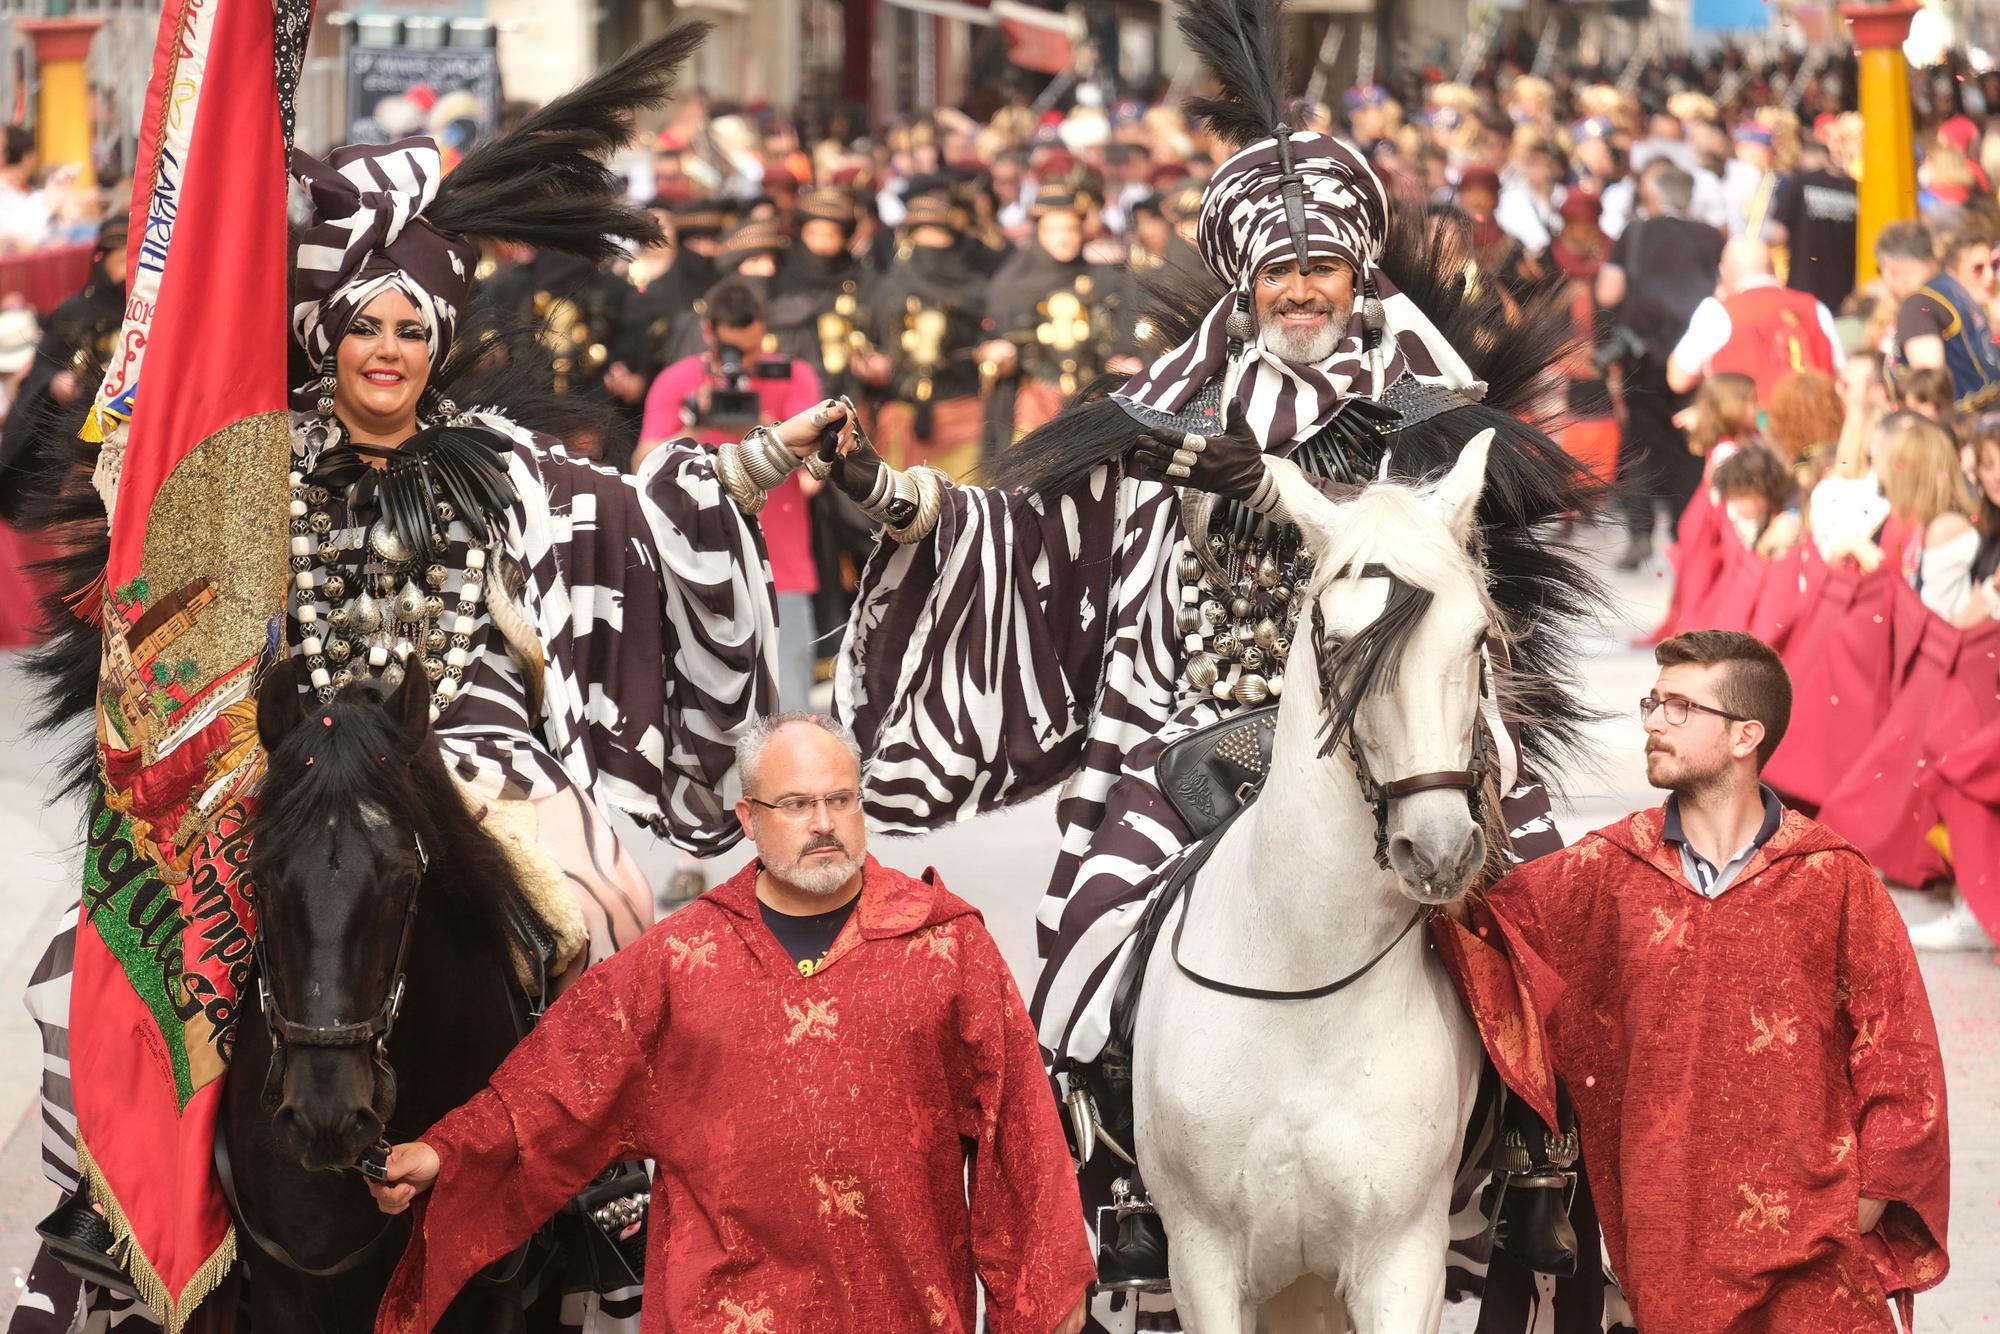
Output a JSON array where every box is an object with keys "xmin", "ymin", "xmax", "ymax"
[
  {"xmin": 1841, "ymin": 3, "xmax": 1920, "ymax": 288},
  {"xmin": 19, "ymin": 17, "xmax": 102, "ymax": 190}
]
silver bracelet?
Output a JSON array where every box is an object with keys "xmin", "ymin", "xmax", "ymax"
[
  {"xmin": 886, "ymin": 466, "xmax": 947, "ymax": 543},
  {"xmin": 1245, "ymin": 462, "xmax": 1282, "ymax": 516},
  {"xmin": 856, "ymin": 459, "xmax": 897, "ymax": 518},
  {"xmin": 739, "ymin": 425, "xmax": 801, "ymax": 492},
  {"xmin": 715, "ymin": 442, "xmax": 767, "ymax": 516}
]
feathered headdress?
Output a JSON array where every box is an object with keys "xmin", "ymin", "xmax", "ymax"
[
  {"xmin": 290, "ymin": 21, "xmax": 710, "ymax": 398},
  {"xmin": 1115, "ymin": 0, "xmax": 1481, "ymax": 448},
  {"xmin": 1179, "ymin": 0, "xmax": 1310, "ymax": 270}
]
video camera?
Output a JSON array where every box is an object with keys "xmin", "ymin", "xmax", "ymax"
[{"xmin": 700, "ymin": 344, "xmax": 793, "ymax": 428}]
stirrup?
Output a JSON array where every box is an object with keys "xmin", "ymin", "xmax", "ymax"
[
  {"xmin": 1490, "ymin": 1128, "xmax": 1581, "ymax": 1277},
  {"xmin": 1092, "ymin": 1176, "xmax": 1172, "ymax": 1295}
]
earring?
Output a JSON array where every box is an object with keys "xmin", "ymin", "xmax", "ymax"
[
  {"xmin": 315, "ymin": 357, "xmax": 337, "ymax": 416},
  {"xmin": 1359, "ymin": 278, "xmax": 1387, "ymax": 352},
  {"xmin": 1225, "ymin": 290, "xmax": 1253, "ymax": 351}
]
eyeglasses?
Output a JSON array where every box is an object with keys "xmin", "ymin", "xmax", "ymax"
[
  {"xmin": 748, "ymin": 790, "xmax": 861, "ymax": 820},
  {"xmin": 1639, "ymin": 695, "xmax": 1750, "ymax": 726}
]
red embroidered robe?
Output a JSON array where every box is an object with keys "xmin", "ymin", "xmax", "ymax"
[
  {"xmin": 376, "ymin": 857, "xmax": 1095, "ymax": 1333},
  {"xmin": 1440, "ymin": 808, "xmax": 1949, "ymax": 1332}
]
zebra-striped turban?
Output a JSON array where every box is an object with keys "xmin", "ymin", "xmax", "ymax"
[
  {"xmin": 289, "ymin": 138, "xmax": 476, "ymax": 399},
  {"xmin": 1118, "ymin": 130, "xmax": 1482, "ymax": 448}
]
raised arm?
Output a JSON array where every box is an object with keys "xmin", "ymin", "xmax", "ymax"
[{"xmin": 819, "ymin": 419, "xmax": 1135, "ymax": 831}]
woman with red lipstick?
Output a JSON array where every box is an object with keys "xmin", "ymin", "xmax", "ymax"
[{"xmin": 272, "ymin": 31, "xmax": 885, "ymax": 982}]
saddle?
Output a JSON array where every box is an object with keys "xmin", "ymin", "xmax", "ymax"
[{"xmin": 1107, "ymin": 707, "xmax": 1278, "ymax": 1051}]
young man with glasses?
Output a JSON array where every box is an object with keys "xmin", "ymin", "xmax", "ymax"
[
  {"xmin": 368, "ymin": 712, "xmax": 1093, "ymax": 1334},
  {"xmin": 1442, "ymin": 630, "xmax": 1950, "ymax": 1330}
]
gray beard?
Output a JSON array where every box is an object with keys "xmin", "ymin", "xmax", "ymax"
[
  {"xmin": 1262, "ymin": 310, "xmax": 1348, "ymax": 366},
  {"xmin": 769, "ymin": 849, "xmax": 865, "ymax": 897}
]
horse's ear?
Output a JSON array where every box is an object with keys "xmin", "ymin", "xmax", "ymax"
[
  {"xmin": 1258, "ymin": 456, "xmax": 1346, "ymax": 556},
  {"xmin": 384, "ymin": 660, "xmax": 433, "ymax": 755},
  {"xmin": 1431, "ymin": 428, "xmax": 1494, "ymax": 546},
  {"xmin": 255, "ymin": 658, "xmax": 307, "ymax": 754}
]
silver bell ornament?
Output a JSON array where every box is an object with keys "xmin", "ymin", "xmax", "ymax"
[{"xmin": 394, "ymin": 579, "xmax": 427, "ymax": 622}]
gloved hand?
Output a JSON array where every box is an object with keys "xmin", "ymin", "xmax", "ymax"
[
  {"xmin": 830, "ymin": 428, "xmax": 889, "ymax": 508},
  {"xmin": 1128, "ymin": 424, "xmax": 1268, "ymax": 501}
]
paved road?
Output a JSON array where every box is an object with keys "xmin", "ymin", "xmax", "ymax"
[{"xmin": 0, "ymin": 533, "xmax": 1992, "ymax": 1326}]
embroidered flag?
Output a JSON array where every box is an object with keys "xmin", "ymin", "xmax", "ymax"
[{"xmin": 71, "ymin": 0, "xmax": 307, "ymax": 1325}]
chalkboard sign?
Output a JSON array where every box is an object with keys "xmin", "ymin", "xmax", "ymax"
[{"xmin": 346, "ymin": 46, "xmax": 501, "ymax": 161}]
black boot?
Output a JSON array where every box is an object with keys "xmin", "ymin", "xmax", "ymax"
[
  {"xmin": 1096, "ymin": 1174, "xmax": 1171, "ymax": 1288},
  {"xmin": 1061, "ymin": 1053, "xmax": 1171, "ymax": 1288},
  {"xmin": 1492, "ymin": 1099, "xmax": 1580, "ymax": 1277}
]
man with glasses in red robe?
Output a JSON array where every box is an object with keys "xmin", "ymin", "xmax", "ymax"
[{"xmin": 1442, "ymin": 630, "xmax": 1950, "ymax": 1330}]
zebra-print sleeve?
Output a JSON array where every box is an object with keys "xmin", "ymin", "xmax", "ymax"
[
  {"xmin": 836, "ymin": 467, "xmax": 1124, "ymax": 832},
  {"xmin": 502, "ymin": 421, "xmax": 778, "ymax": 856}
]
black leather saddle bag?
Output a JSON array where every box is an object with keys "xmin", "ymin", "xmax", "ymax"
[{"xmin": 1155, "ymin": 705, "xmax": 1278, "ymax": 839}]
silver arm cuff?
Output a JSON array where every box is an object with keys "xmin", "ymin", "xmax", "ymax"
[
  {"xmin": 885, "ymin": 467, "xmax": 946, "ymax": 543},
  {"xmin": 739, "ymin": 425, "xmax": 802, "ymax": 492},
  {"xmin": 1245, "ymin": 462, "xmax": 1283, "ymax": 516},
  {"xmin": 715, "ymin": 441, "xmax": 767, "ymax": 516}
]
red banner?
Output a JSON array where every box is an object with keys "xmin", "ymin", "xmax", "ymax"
[{"xmin": 70, "ymin": 0, "xmax": 294, "ymax": 1324}]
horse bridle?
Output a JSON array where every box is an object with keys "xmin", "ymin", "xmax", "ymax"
[
  {"xmin": 1168, "ymin": 561, "xmax": 1493, "ymax": 1004},
  {"xmin": 228, "ymin": 828, "xmax": 543, "ymax": 1283},
  {"xmin": 1311, "ymin": 562, "xmax": 1494, "ymax": 872},
  {"xmin": 255, "ymin": 830, "xmax": 427, "ymax": 1072}
]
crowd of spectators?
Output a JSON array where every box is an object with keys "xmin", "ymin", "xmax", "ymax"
[{"xmin": 7, "ymin": 35, "xmax": 2000, "ymax": 948}]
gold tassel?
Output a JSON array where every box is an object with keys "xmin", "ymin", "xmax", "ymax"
[
  {"xmin": 75, "ymin": 1139, "xmax": 238, "ymax": 1334},
  {"xmin": 80, "ymin": 404, "xmax": 104, "ymax": 444}
]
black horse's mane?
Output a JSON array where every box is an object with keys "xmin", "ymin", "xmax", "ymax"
[{"xmin": 250, "ymin": 682, "xmax": 532, "ymax": 955}]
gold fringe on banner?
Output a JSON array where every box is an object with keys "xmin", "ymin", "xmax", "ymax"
[{"xmin": 76, "ymin": 1139, "xmax": 237, "ymax": 1334}]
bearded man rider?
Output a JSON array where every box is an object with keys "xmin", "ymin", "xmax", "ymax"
[{"xmin": 710, "ymin": 5, "xmax": 1602, "ymax": 1323}]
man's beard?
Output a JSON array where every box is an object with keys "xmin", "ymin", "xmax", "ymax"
[
  {"xmin": 1645, "ymin": 742, "xmax": 1730, "ymax": 796},
  {"xmin": 766, "ymin": 833, "xmax": 865, "ymax": 897},
  {"xmin": 1261, "ymin": 297, "xmax": 1352, "ymax": 366}
]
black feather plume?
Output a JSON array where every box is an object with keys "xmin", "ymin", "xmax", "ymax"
[
  {"xmin": 425, "ymin": 21, "xmax": 712, "ymax": 262},
  {"xmin": 1179, "ymin": 0, "xmax": 1288, "ymax": 149}
]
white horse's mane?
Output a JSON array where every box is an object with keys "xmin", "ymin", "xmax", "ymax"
[{"xmin": 1298, "ymin": 477, "xmax": 1493, "ymax": 620}]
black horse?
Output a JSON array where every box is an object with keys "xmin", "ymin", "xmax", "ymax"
[{"xmin": 223, "ymin": 664, "xmax": 550, "ymax": 1331}]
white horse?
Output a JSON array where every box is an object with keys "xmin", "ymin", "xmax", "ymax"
[{"xmin": 1133, "ymin": 434, "xmax": 1505, "ymax": 1333}]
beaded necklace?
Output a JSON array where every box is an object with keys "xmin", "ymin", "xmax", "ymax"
[{"xmin": 288, "ymin": 414, "xmax": 513, "ymax": 719}]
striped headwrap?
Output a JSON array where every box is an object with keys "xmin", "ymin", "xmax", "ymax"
[
  {"xmin": 1117, "ymin": 131, "xmax": 1481, "ymax": 448},
  {"xmin": 289, "ymin": 138, "xmax": 476, "ymax": 403}
]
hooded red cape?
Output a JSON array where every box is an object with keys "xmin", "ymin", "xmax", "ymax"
[
  {"xmin": 376, "ymin": 857, "xmax": 1094, "ymax": 1333},
  {"xmin": 1438, "ymin": 807, "xmax": 1949, "ymax": 1331}
]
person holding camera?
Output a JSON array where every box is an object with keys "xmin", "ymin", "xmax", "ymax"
[{"xmin": 639, "ymin": 277, "xmax": 825, "ymax": 709}]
